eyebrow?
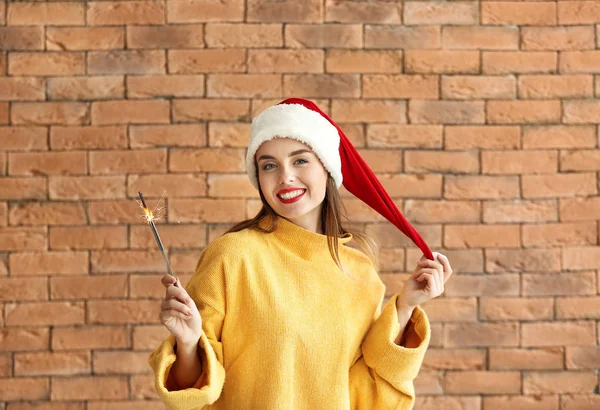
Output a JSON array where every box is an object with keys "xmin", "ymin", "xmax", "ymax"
[{"xmin": 257, "ymin": 149, "xmax": 312, "ymax": 162}]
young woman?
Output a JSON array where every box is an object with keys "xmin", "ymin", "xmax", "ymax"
[{"xmin": 149, "ymin": 98, "xmax": 453, "ymax": 410}]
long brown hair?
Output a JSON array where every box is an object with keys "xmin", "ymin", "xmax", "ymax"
[{"xmin": 226, "ymin": 173, "xmax": 379, "ymax": 272}]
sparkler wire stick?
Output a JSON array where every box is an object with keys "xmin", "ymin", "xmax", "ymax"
[{"xmin": 138, "ymin": 192, "xmax": 178, "ymax": 286}]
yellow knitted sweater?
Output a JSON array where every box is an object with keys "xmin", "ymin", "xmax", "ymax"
[{"xmin": 148, "ymin": 217, "xmax": 431, "ymax": 410}]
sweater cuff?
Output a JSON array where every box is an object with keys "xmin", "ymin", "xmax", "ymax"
[
  {"xmin": 362, "ymin": 294, "xmax": 431, "ymax": 387},
  {"xmin": 148, "ymin": 332, "xmax": 225, "ymax": 409}
]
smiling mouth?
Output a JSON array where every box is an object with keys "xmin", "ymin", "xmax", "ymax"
[{"xmin": 277, "ymin": 189, "xmax": 306, "ymax": 203}]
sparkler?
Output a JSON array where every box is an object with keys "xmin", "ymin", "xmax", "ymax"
[{"xmin": 138, "ymin": 191, "xmax": 179, "ymax": 287}]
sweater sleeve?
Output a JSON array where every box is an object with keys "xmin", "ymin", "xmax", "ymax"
[
  {"xmin": 148, "ymin": 238, "xmax": 231, "ymax": 410},
  {"xmin": 349, "ymin": 294, "xmax": 431, "ymax": 410}
]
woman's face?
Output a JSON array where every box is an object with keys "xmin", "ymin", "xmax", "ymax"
[{"xmin": 256, "ymin": 138, "xmax": 328, "ymax": 233}]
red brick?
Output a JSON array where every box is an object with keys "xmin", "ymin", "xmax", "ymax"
[
  {"xmin": 50, "ymin": 126, "xmax": 126, "ymax": 150},
  {"xmin": 7, "ymin": 2, "xmax": 84, "ymax": 26},
  {"xmin": 446, "ymin": 371, "xmax": 521, "ymax": 394},
  {"xmin": 376, "ymin": 174, "xmax": 442, "ymax": 198},
  {"xmin": 524, "ymin": 222, "xmax": 597, "ymax": 247},
  {"xmin": 15, "ymin": 352, "xmax": 90, "ymax": 376},
  {"xmin": 357, "ymin": 149, "xmax": 403, "ymax": 173},
  {"xmin": 560, "ymin": 51, "xmax": 600, "ymax": 73},
  {"xmin": 46, "ymin": 27, "xmax": 124, "ymax": 51},
  {"xmin": 206, "ymin": 174, "xmax": 256, "ymax": 198},
  {"xmin": 5, "ymin": 301, "xmax": 84, "ymax": 326},
  {"xmin": 525, "ymin": 371, "xmax": 597, "ymax": 394},
  {"xmin": 331, "ymin": 100, "xmax": 406, "ymax": 123},
  {"xmin": 523, "ymin": 125, "xmax": 596, "ymax": 149},
  {"xmin": 443, "ymin": 26, "xmax": 518, "ymax": 50},
  {"xmin": 205, "ymin": 23, "xmax": 282, "ymax": 47},
  {"xmin": 52, "ymin": 326, "xmax": 129, "ymax": 351},
  {"xmin": 88, "ymin": 200, "xmax": 149, "ymax": 225},
  {"xmin": 0, "ymin": 27, "xmax": 43, "ymax": 50},
  {"xmin": 421, "ymin": 298, "xmax": 477, "ymax": 322},
  {"xmin": 0, "ymin": 102, "xmax": 7, "ymax": 124},
  {"xmin": 11, "ymin": 102, "xmax": 89, "ymax": 126},
  {"xmin": 172, "ymin": 99, "xmax": 249, "ymax": 121},
  {"xmin": 490, "ymin": 347, "xmax": 564, "ymax": 370},
  {"xmin": 48, "ymin": 76, "xmax": 124, "ymax": 100},
  {"xmin": 91, "ymin": 250, "xmax": 164, "ymax": 273},
  {"xmin": 566, "ymin": 346, "xmax": 600, "ymax": 369},
  {"xmin": 326, "ymin": 49, "xmax": 400, "ymax": 74},
  {"xmin": 445, "ymin": 175, "xmax": 519, "ymax": 199},
  {"xmin": 442, "ymin": 75, "xmax": 516, "ymax": 99},
  {"xmin": 560, "ymin": 197, "xmax": 600, "ymax": 221},
  {"xmin": 51, "ymin": 275, "xmax": 128, "ymax": 300},
  {"xmin": 520, "ymin": 75, "xmax": 594, "ymax": 99},
  {"xmin": 169, "ymin": 148, "xmax": 245, "ymax": 172},
  {"xmin": 0, "ymin": 227, "xmax": 46, "ymax": 252},
  {"xmin": 482, "ymin": 1, "xmax": 556, "ymax": 25},
  {"xmin": 92, "ymin": 100, "xmax": 169, "ymax": 125},
  {"xmin": 326, "ymin": 0, "xmax": 401, "ymax": 24},
  {"xmin": 522, "ymin": 26, "xmax": 595, "ymax": 51},
  {"xmin": 405, "ymin": 2, "xmax": 478, "ymax": 25},
  {"xmin": 0, "ymin": 277, "xmax": 47, "ymax": 302},
  {"xmin": 284, "ymin": 74, "xmax": 360, "ymax": 98},
  {"xmin": 132, "ymin": 325, "xmax": 169, "ymax": 350},
  {"xmin": 88, "ymin": 50, "xmax": 165, "ymax": 75},
  {"xmin": 10, "ymin": 251, "xmax": 88, "ymax": 276},
  {"xmin": 0, "ymin": 1, "xmax": 4, "ymax": 25},
  {"xmin": 87, "ymin": 401, "xmax": 164, "ymax": 410},
  {"xmin": 0, "ymin": 203, "xmax": 6, "ymax": 227},
  {"xmin": 561, "ymin": 149, "xmax": 600, "ymax": 172},
  {"xmin": 406, "ymin": 151, "xmax": 479, "ymax": 174},
  {"xmin": 486, "ymin": 248, "xmax": 561, "ymax": 273},
  {"xmin": 522, "ymin": 173, "xmax": 597, "ymax": 198},
  {"xmin": 482, "ymin": 150, "xmax": 557, "ymax": 175},
  {"xmin": 127, "ymin": 75, "xmax": 205, "ymax": 98},
  {"xmin": 363, "ymin": 75, "xmax": 438, "ymax": 99},
  {"xmin": 251, "ymin": 0, "xmax": 323, "ymax": 22},
  {"xmin": 131, "ymin": 374, "xmax": 158, "ymax": 399},
  {"xmin": 445, "ymin": 224, "xmax": 520, "ymax": 249},
  {"xmin": 248, "ymin": 49, "xmax": 322, "ymax": 73},
  {"xmin": 88, "ymin": 300, "xmax": 159, "ymax": 325},
  {"xmin": 9, "ymin": 152, "xmax": 86, "ymax": 176},
  {"xmin": 421, "ymin": 348, "xmax": 485, "ymax": 371},
  {"xmin": 483, "ymin": 51, "xmax": 558, "ymax": 74},
  {"xmin": 445, "ymin": 126, "xmax": 520, "ymax": 150},
  {"xmin": 564, "ymin": 100, "xmax": 600, "ymax": 124},
  {"xmin": 93, "ymin": 351, "xmax": 151, "ymax": 374},
  {"xmin": 405, "ymin": 200, "xmax": 479, "ymax": 224},
  {"xmin": 561, "ymin": 395, "xmax": 600, "ymax": 410},
  {"xmin": 480, "ymin": 297, "xmax": 553, "ymax": 321},
  {"xmin": 367, "ymin": 124, "xmax": 442, "ymax": 149},
  {"xmin": 0, "ymin": 127, "xmax": 47, "ymax": 151},
  {"xmin": 168, "ymin": 49, "xmax": 246, "ymax": 74},
  {"xmin": 410, "ymin": 100, "xmax": 485, "ymax": 124},
  {"xmin": 445, "ymin": 322, "xmax": 519, "ymax": 347},
  {"xmin": 483, "ymin": 395, "xmax": 559, "ymax": 410},
  {"xmin": 286, "ymin": 24, "xmax": 361, "ymax": 48},
  {"xmin": 0, "ymin": 353, "xmax": 10, "ymax": 377},
  {"xmin": 488, "ymin": 100, "xmax": 561, "ymax": 124},
  {"xmin": 417, "ymin": 397, "xmax": 481, "ymax": 410},
  {"xmin": 51, "ymin": 376, "xmax": 128, "ymax": 400},
  {"xmin": 167, "ymin": 0, "xmax": 244, "ymax": 23},
  {"xmin": 522, "ymin": 322, "xmax": 596, "ymax": 346},
  {"xmin": 50, "ymin": 226, "xmax": 127, "ymax": 251},
  {"xmin": 169, "ymin": 198, "xmax": 245, "ymax": 223},
  {"xmin": 559, "ymin": 1, "xmax": 600, "ymax": 24},
  {"xmin": 8, "ymin": 202, "xmax": 85, "ymax": 226},
  {"xmin": 483, "ymin": 200, "xmax": 557, "ymax": 223},
  {"xmin": 523, "ymin": 272, "xmax": 597, "ymax": 296},
  {"xmin": 0, "ymin": 178, "xmax": 46, "ymax": 200},
  {"xmin": 208, "ymin": 74, "xmax": 281, "ymax": 98},
  {"xmin": 445, "ymin": 274, "xmax": 520, "ymax": 297},
  {"xmin": 130, "ymin": 223, "xmax": 206, "ymax": 249},
  {"xmin": 49, "ymin": 176, "xmax": 125, "ymax": 200},
  {"xmin": 127, "ymin": 24, "xmax": 203, "ymax": 49},
  {"xmin": 8, "ymin": 52, "xmax": 85, "ymax": 76},
  {"xmin": 128, "ymin": 173, "xmax": 206, "ymax": 198},
  {"xmin": 0, "ymin": 377, "xmax": 49, "ymax": 401},
  {"xmin": 557, "ymin": 296, "xmax": 600, "ymax": 320},
  {"xmin": 0, "ymin": 328, "xmax": 49, "ymax": 352},
  {"xmin": 366, "ymin": 223, "xmax": 440, "ymax": 248},
  {"xmin": 409, "ymin": 50, "xmax": 478, "ymax": 75},
  {"xmin": 413, "ymin": 371, "xmax": 443, "ymax": 395},
  {"xmin": 130, "ymin": 124, "xmax": 206, "ymax": 148},
  {"xmin": 88, "ymin": 1, "xmax": 164, "ymax": 25},
  {"xmin": 365, "ymin": 25, "xmax": 440, "ymax": 49}
]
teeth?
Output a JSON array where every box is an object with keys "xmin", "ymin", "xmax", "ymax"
[{"xmin": 279, "ymin": 189, "xmax": 304, "ymax": 200}]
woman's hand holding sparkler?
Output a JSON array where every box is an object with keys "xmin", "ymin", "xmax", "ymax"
[{"xmin": 160, "ymin": 274, "xmax": 203, "ymax": 347}]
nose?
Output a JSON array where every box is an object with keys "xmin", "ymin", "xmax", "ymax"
[{"xmin": 278, "ymin": 165, "xmax": 295, "ymax": 184}]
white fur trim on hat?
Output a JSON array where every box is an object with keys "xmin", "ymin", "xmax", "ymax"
[{"xmin": 246, "ymin": 103, "xmax": 343, "ymax": 189}]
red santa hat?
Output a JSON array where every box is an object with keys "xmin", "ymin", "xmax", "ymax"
[{"xmin": 246, "ymin": 98, "xmax": 434, "ymax": 261}]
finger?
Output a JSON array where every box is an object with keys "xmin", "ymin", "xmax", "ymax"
[
  {"xmin": 161, "ymin": 274, "xmax": 177, "ymax": 288},
  {"xmin": 162, "ymin": 298, "xmax": 193, "ymax": 316},
  {"xmin": 160, "ymin": 308, "xmax": 192, "ymax": 323},
  {"xmin": 166, "ymin": 284, "xmax": 193, "ymax": 307},
  {"xmin": 436, "ymin": 253, "xmax": 453, "ymax": 282}
]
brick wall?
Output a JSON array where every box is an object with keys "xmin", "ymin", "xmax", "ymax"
[{"xmin": 0, "ymin": 1, "xmax": 599, "ymax": 409}]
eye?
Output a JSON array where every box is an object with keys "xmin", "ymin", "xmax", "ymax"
[
  {"xmin": 262, "ymin": 163, "xmax": 276, "ymax": 170},
  {"xmin": 294, "ymin": 158, "xmax": 308, "ymax": 165}
]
